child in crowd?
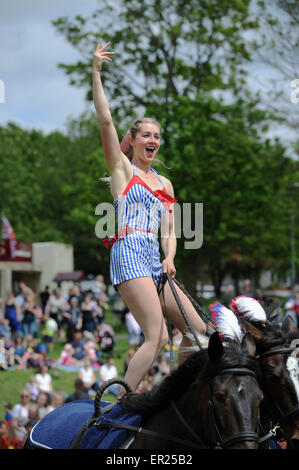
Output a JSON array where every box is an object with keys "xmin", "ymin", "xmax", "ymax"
[{"xmin": 25, "ymin": 376, "xmax": 39, "ymax": 402}]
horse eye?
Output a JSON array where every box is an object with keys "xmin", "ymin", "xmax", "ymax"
[
  {"xmin": 268, "ymin": 374, "xmax": 281, "ymax": 385},
  {"xmin": 214, "ymin": 392, "xmax": 226, "ymax": 403}
]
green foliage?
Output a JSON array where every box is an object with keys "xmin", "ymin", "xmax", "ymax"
[
  {"xmin": 1, "ymin": 0, "xmax": 297, "ymax": 292},
  {"xmin": 0, "ymin": 116, "xmax": 112, "ymax": 277},
  {"xmin": 153, "ymin": 95, "xmax": 295, "ymax": 293}
]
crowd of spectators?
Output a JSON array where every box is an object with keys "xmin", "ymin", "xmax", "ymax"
[
  {"xmin": 2, "ymin": 275, "xmax": 297, "ymax": 449},
  {"xmin": 0, "ymin": 275, "xmax": 179, "ymax": 449},
  {"xmin": 0, "ymin": 276, "xmax": 112, "ymax": 369}
]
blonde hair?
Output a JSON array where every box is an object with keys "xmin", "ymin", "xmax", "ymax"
[{"xmin": 100, "ymin": 117, "xmax": 165, "ymax": 187}]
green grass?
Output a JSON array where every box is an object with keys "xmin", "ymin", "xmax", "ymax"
[{"xmin": 0, "ymin": 309, "xmax": 131, "ymax": 419}]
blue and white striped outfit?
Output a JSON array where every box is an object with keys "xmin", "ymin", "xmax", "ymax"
[{"xmin": 108, "ymin": 162, "xmax": 175, "ymax": 287}]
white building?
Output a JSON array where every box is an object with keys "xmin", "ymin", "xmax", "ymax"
[{"xmin": 0, "ymin": 241, "xmax": 74, "ymax": 297}]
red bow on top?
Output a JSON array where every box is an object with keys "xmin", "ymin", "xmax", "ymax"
[{"xmin": 153, "ymin": 188, "xmax": 177, "ymax": 212}]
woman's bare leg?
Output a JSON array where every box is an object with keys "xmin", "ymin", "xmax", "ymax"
[
  {"xmin": 117, "ymin": 277, "xmax": 169, "ymax": 393},
  {"xmin": 159, "ymin": 281, "xmax": 206, "ymax": 364}
]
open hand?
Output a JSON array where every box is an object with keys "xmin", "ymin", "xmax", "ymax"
[{"xmin": 93, "ymin": 39, "xmax": 115, "ymax": 72}]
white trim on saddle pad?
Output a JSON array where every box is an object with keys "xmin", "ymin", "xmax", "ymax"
[{"xmin": 29, "ymin": 422, "xmax": 53, "ymax": 449}]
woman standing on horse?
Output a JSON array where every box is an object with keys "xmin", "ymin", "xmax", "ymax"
[{"xmin": 92, "ymin": 39, "xmax": 206, "ymax": 395}]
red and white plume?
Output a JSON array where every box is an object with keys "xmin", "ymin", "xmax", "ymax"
[
  {"xmin": 231, "ymin": 296, "xmax": 267, "ymax": 323},
  {"xmin": 209, "ymin": 302, "xmax": 242, "ymax": 341}
]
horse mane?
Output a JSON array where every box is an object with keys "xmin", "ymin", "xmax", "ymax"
[
  {"xmin": 121, "ymin": 349, "xmax": 208, "ymax": 416},
  {"xmin": 121, "ymin": 343, "xmax": 258, "ymax": 417},
  {"xmin": 251, "ymin": 320, "xmax": 295, "ymax": 355}
]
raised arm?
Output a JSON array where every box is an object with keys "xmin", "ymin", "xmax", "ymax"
[{"xmin": 92, "ymin": 40, "xmax": 124, "ymax": 173}]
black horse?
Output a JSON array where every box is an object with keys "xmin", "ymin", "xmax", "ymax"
[
  {"xmin": 25, "ymin": 332, "xmax": 263, "ymax": 449},
  {"xmin": 238, "ymin": 299, "xmax": 299, "ymax": 448},
  {"xmin": 121, "ymin": 331, "xmax": 262, "ymax": 449}
]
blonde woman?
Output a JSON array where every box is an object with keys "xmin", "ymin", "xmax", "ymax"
[{"xmin": 92, "ymin": 40, "xmax": 206, "ymax": 395}]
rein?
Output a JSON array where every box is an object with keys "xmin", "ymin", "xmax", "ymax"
[
  {"xmin": 157, "ymin": 273, "xmax": 206, "ymax": 354},
  {"xmin": 156, "ymin": 273, "xmax": 260, "ymax": 448}
]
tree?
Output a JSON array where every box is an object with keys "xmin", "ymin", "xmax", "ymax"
[
  {"xmin": 0, "ymin": 119, "xmax": 112, "ymax": 278},
  {"xmin": 52, "ymin": 0, "xmax": 259, "ymax": 125},
  {"xmin": 49, "ymin": 0, "xmax": 296, "ymax": 293},
  {"xmin": 247, "ymin": 0, "xmax": 299, "ymax": 141}
]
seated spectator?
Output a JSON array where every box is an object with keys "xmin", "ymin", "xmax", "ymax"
[
  {"xmin": 0, "ymin": 419, "xmax": 22, "ymax": 449},
  {"xmin": 11, "ymin": 389, "xmax": 30, "ymax": 442},
  {"xmin": 81, "ymin": 293, "xmax": 97, "ymax": 333},
  {"xmin": 78, "ymin": 357, "xmax": 97, "ymax": 394},
  {"xmin": 158, "ymin": 353, "xmax": 170, "ymax": 376},
  {"xmin": 39, "ymin": 285, "xmax": 50, "ymax": 314},
  {"xmin": 35, "ymin": 365, "xmax": 53, "ymax": 395},
  {"xmin": 4, "ymin": 291, "xmax": 22, "ymax": 338},
  {"xmin": 4, "ymin": 339, "xmax": 16, "ymax": 368},
  {"xmin": 98, "ymin": 322, "xmax": 115, "ymax": 355},
  {"xmin": 222, "ymin": 284, "xmax": 235, "ymax": 309},
  {"xmin": 98, "ymin": 356, "xmax": 120, "ymax": 396},
  {"xmin": 65, "ymin": 378, "xmax": 90, "ymax": 403},
  {"xmin": 91, "ymin": 295, "xmax": 105, "ymax": 326},
  {"xmin": 125, "ymin": 311, "xmax": 141, "ymax": 346},
  {"xmin": 48, "ymin": 390, "xmax": 65, "ymax": 411},
  {"xmin": 41, "ymin": 315, "xmax": 58, "ymax": 353},
  {"xmin": 82, "ymin": 331, "xmax": 99, "ymax": 364},
  {"xmin": 13, "ymin": 335, "xmax": 26, "ymax": 369},
  {"xmin": 21, "ymin": 296, "xmax": 42, "ymax": 339},
  {"xmin": 63, "ymin": 297, "xmax": 82, "ymax": 343},
  {"xmin": 28, "ymin": 403, "xmax": 39, "ymax": 423},
  {"xmin": 136, "ymin": 375, "xmax": 153, "ymax": 394},
  {"xmin": 19, "ymin": 282, "xmax": 36, "ymax": 303},
  {"xmin": 0, "ymin": 420, "xmax": 9, "ymax": 449},
  {"xmin": 57, "ymin": 343, "xmax": 77, "ymax": 367},
  {"xmin": 71, "ymin": 331, "xmax": 86, "ymax": 360},
  {"xmin": 4, "ymin": 403, "xmax": 13, "ymax": 433},
  {"xmin": 22, "ymin": 335, "xmax": 39, "ymax": 369},
  {"xmin": 285, "ymin": 291, "xmax": 299, "ymax": 330},
  {"xmin": 68, "ymin": 284, "xmax": 84, "ymax": 307},
  {"xmin": 23, "ymin": 418, "xmax": 37, "ymax": 446},
  {"xmin": 36, "ymin": 391, "xmax": 51, "ymax": 420},
  {"xmin": 239, "ymin": 279, "xmax": 256, "ymax": 298},
  {"xmin": 0, "ymin": 318, "xmax": 11, "ymax": 343},
  {"xmin": 123, "ymin": 348, "xmax": 135, "ymax": 376},
  {"xmin": 25, "ymin": 376, "xmax": 39, "ymax": 402},
  {"xmin": 44, "ymin": 289, "xmax": 68, "ymax": 339},
  {"xmin": 0, "ymin": 336, "xmax": 7, "ymax": 370}
]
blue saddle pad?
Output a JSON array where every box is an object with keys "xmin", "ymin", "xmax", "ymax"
[
  {"xmin": 29, "ymin": 400, "xmax": 142, "ymax": 449},
  {"xmin": 79, "ymin": 403, "xmax": 142, "ymax": 449}
]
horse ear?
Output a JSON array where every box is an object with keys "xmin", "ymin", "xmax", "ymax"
[
  {"xmin": 241, "ymin": 332, "xmax": 256, "ymax": 357},
  {"xmin": 238, "ymin": 317, "xmax": 264, "ymax": 341},
  {"xmin": 208, "ymin": 331, "xmax": 224, "ymax": 362},
  {"xmin": 282, "ymin": 315, "xmax": 298, "ymax": 339}
]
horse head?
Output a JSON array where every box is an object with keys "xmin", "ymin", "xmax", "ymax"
[
  {"xmin": 203, "ymin": 330, "xmax": 263, "ymax": 449},
  {"xmin": 232, "ymin": 295, "xmax": 299, "ymax": 447}
]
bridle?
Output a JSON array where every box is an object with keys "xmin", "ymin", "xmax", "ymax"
[
  {"xmin": 160, "ymin": 272, "xmax": 299, "ymax": 444},
  {"xmin": 202, "ymin": 366, "xmax": 260, "ymax": 449}
]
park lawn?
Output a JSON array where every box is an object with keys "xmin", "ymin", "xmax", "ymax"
[{"xmin": 0, "ymin": 329, "xmax": 131, "ymax": 420}]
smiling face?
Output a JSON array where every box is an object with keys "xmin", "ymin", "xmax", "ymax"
[{"xmin": 130, "ymin": 122, "xmax": 161, "ymax": 163}]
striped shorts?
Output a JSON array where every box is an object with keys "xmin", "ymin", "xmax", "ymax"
[{"xmin": 110, "ymin": 231, "xmax": 163, "ymax": 287}]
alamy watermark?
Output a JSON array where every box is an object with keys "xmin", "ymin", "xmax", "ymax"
[
  {"xmin": 291, "ymin": 79, "xmax": 299, "ymax": 104},
  {"xmin": 0, "ymin": 80, "xmax": 5, "ymax": 104},
  {"xmin": 95, "ymin": 201, "xmax": 203, "ymax": 249}
]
